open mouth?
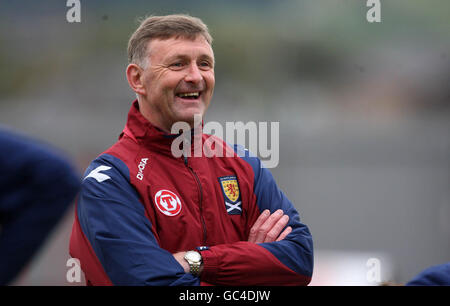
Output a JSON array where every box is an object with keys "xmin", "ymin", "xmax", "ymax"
[{"xmin": 175, "ymin": 92, "xmax": 201, "ymax": 100}]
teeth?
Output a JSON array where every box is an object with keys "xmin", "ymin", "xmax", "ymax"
[{"xmin": 178, "ymin": 92, "xmax": 199, "ymax": 98}]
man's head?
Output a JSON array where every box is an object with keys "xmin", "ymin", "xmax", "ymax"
[{"xmin": 126, "ymin": 14, "xmax": 215, "ymax": 132}]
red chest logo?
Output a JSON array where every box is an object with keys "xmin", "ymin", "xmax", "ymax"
[{"xmin": 154, "ymin": 189, "xmax": 182, "ymax": 216}]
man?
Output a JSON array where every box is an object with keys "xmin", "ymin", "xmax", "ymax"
[
  {"xmin": 70, "ymin": 14, "xmax": 313, "ymax": 286},
  {"xmin": 0, "ymin": 127, "xmax": 80, "ymax": 285}
]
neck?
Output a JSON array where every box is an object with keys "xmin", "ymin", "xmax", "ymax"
[{"xmin": 137, "ymin": 99, "xmax": 171, "ymax": 133}]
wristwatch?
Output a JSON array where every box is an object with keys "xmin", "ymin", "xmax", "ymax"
[{"xmin": 184, "ymin": 250, "xmax": 202, "ymax": 276}]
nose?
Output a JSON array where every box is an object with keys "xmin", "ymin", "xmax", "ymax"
[{"xmin": 184, "ymin": 62, "xmax": 203, "ymax": 84}]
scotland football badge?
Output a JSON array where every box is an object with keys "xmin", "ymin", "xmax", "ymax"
[{"xmin": 218, "ymin": 176, "xmax": 242, "ymax": 215}]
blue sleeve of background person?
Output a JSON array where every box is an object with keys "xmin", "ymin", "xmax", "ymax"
[
  {"xmin": 406, "ymin": 262, "xmax": 450, "ymax": 286},
  {"xmin": 234, "ymin": 145, "xmax": 314, "ymax": 278},
  {"xmin": 0, "ymin": 128, "xmax": 80, "ymax": 285},
  {"xmin": 78, "ymin": 153, "xmax": 200, "ymax": 286}
]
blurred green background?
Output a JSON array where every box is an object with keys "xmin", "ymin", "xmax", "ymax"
[{"xmin": 1, "ymin": 0, "xmax": 449, "ymax": 285}]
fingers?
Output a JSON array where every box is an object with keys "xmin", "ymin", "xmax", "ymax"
[
  {"xmin": 253, "ymin": 209, "xmax": 284, "ymax": 243},
  {"xmin": 264, "ymin": 214, "xmax": 290, "ymax": 243},
  {"xmin": 247, "ymin": 209, "xmax": 270, "ymax": 243},
  {"xmin": 276, "ymin": 226, "xmax": 292, "ymax": 242},
  {"xmin": 248, "ymin": 209, "xmax": 291, "ymax": 244}
]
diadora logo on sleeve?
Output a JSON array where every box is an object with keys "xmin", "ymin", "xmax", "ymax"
[
  {"xmin": 218, "ymin": 176, "xmax": 242, "ymax": 215},
  {"xmin": 84, "ymin": 165, "xmax": 111, "ymax": 183},
  {"xmin": 154, "ymin": 189, "xmax": 182, "ymax": 216},
  {"xmin": 136, "ymin": 157, "xmax": 148, "ymax": 181}
]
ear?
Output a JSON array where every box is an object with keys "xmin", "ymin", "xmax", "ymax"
[{"xmin": 126, "ymin": 63, "xmax": 147, "ymax": 96}]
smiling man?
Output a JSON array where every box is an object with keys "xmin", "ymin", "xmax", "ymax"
[
  {"xmin": 127, "ymin": 31, "xmax": 215, "ymax": 132},
  {"xmin": 69, "ymin": 14, "xmax": 313, "ymax": 286}
]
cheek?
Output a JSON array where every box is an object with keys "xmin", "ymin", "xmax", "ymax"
[
  {"xmin": 147, "ymin": 70, "xmax": 180, "ymax": 94},
  {"xmin": 149, "ymin": 82, "xmax": 175, "ymax": 101},
  {"xmin": 165, "ymin": 75, "xmax": 186, "ymax": 95},
  {"xmin": 205, "ymin": 73, "xmax": 215, "ymax": 92}
]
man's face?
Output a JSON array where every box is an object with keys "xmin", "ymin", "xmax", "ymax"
[{"xmin": 139, "ymin": 35, "xmax": 215, "ymax": 132}]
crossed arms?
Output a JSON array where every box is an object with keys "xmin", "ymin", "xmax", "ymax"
[
  {"xmin": 71, "ymin": 153, "xmax": 313, "ymax": 286},
  {"xmin": 173, "ymin": 208, "xmax": 293, "ymax": 273}
]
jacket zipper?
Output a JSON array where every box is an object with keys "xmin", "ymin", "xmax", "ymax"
[{"xmin": 184, "ymin": 156, "xmax": 207, "ymax": 245}]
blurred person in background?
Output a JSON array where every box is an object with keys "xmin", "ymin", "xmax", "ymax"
[
  {"xmin": 406, "ymin": 262, "xmax": 450, "ymax": 286},
  {"xmin": 69, "ymin": 14, "xmax": 313, "ymax": 286},
  {"xmin": 0, "ymin": 127, "xmax": 80, "ymax": 285},
  {"xmin": 381, "ymin": 262, "xmax": 450, "ymax": 286}
]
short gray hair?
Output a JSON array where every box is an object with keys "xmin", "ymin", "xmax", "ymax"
[{"xmin": 127, "ymin": 14, "xmax": 213, "ymax": 68}]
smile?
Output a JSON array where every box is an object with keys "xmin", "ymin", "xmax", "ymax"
[{"xmin": 175, "ymin": 92, "xmax": 201, "ymax": 100}]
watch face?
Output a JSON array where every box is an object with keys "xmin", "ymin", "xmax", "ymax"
[{"xmin": 186, "ymin": 251, "xmax": 201, "ymax": 262}]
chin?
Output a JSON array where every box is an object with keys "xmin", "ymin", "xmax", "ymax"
[
  {"xmin": 180, "ymin": 113, "xmax": 203, "ymax": 127},
  {"xmin": 176, "ymin": 108, "xmax": 205, "ymax": 122}
]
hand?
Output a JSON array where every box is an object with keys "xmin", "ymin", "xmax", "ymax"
[
  {"xmin": 247, "ymin": 209, "xmax": 292, "ymax": 243},
  {"xmin": 173, "ymin": 251, "xmax": 204, "ymax": 275},
  {"xmin": 173, "ymin": 251, "xmax": 189, "ymax": 273}
]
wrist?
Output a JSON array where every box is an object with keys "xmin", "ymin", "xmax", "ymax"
[
  {"xmin": 196, "ymin": 247, "xmax": 218, "ymax": 284},
  {"xmin": 184, "ymin": 250, "xmax": 203, "ymax": 276},
  {"xmin": 174, "ymin": 252, "xmax": 190, "ymax": 273}
]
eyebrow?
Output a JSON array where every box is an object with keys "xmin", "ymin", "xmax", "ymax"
[{"xmin": 165, "ymin": 54, "xmax": 214, "ymax": 65}]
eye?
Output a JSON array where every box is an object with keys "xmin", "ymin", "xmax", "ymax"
[
  {"xmin": 199, "ymin": 61, "xmax": 213, "ymax": 70},
  {"xmin": 169, "ymin": 62, "xmax": 185, "ymax": 70}
]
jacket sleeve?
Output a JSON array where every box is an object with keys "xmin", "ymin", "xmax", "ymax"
[
  {"xmin": 73, "ymin": 153, "xmax": 200, "ymax": 285},
  {"xmin": 199, "ymin": 146, "xmax": 313, "ymax": 286},
  {"xmin": 0, "ymin": 128, "xmax": 80, "ymax": 285}
]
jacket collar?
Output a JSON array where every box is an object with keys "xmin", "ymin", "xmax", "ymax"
[{"xmin": 119, "ymin": 100, "xmax": 200, "ymax": 156}]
